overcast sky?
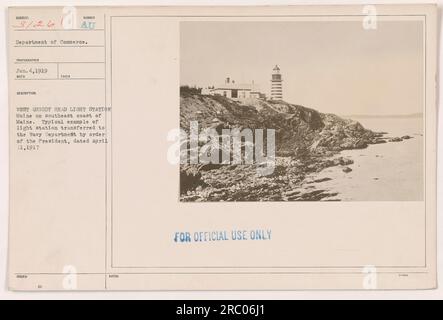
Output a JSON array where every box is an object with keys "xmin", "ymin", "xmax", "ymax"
[{"xmin": 180, "ymin": 20, "xmax": 423, "ymax": 116}]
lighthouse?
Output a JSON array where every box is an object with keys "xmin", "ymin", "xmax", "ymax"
[{"xmin": 270, "ymin": 65, "xmax": 283, "ymax": 100}]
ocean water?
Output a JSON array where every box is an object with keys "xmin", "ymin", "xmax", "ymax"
[{"xmin": 311, "ymin": 117, "xmax": 424, "ymax": 201}]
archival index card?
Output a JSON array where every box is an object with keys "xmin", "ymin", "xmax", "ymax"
[{"xmin": 8, "ymin": 4, "xmax": 437, "ymax": 290}]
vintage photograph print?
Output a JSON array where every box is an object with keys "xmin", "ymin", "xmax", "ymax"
[{"xmin": 179, "ymin": 20, "xmax": 424, "ymax": 202}]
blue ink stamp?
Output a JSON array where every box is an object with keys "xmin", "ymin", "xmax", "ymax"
[{"xmin": 174, "ymin": 229, "xmax": 272, "ymax": 243}]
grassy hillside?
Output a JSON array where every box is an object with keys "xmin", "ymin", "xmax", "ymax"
[{"xmin": 180, "ymin": 93, "xmax": 383, "ymax": 157}]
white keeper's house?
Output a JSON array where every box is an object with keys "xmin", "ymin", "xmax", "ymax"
[
  {"xmin": 201, "ymin": 65, "xmax": 283, "ymax": 102},
  {"xmin": 202, "ymin": 77, "xmax": 265, "ymax": 101}
]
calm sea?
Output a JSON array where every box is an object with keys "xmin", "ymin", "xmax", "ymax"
[{"xmin": 312, "ymin": 116, "xmax": 424, "ymax": 201}]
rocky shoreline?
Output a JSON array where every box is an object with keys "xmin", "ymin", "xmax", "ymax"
[
  {"xmin": 179, "ymin": 91, "xmax": 412, "ymax": 201},
  {"xmin": 180, "ymin": 137, "xmax": 406, "ymax": 202}
]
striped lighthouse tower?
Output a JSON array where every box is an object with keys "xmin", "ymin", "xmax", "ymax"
[{"xmin": 270, "ymin": 65, "xmax": 283, "ymax": 100}]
